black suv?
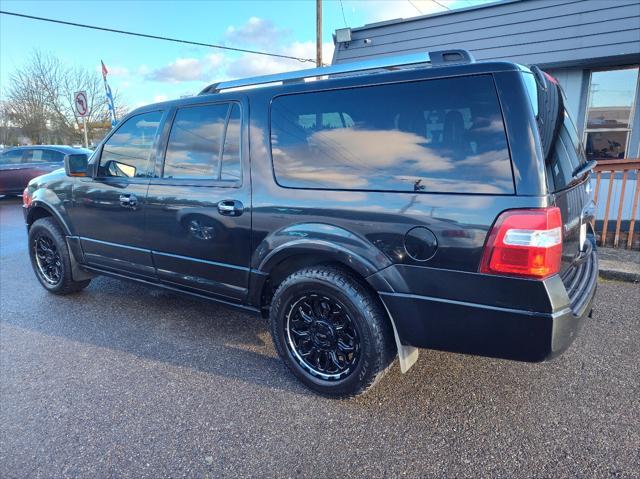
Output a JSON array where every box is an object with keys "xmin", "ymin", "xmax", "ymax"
[{"xmin": 23, "ymin": 50, "xmax": 598, "ymax": 397}]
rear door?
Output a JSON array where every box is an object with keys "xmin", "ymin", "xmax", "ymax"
[
  {"xmin": 21, "ymin": 148, "xmax": 65, "ymax": 184},
  {"xmin": 70, "ymin": 110, "xmax": 165, "ymax": 278},
  {"xmin": 144, "ymin": 100, "xmax": 251, "ymax": 301}
]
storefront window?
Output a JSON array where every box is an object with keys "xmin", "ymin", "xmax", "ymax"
[{"xmin": 584, "ymin": 67, "xmax": 639, "ymax": 160}]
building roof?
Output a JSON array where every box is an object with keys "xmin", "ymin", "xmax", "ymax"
[{"xmin": 332, "ymin": 0, "xmax": 640, "ymax": 69}]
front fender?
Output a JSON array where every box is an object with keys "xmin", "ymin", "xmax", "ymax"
[
  {"xmin": 254, "ymin": 223, "xmax": 392, "ymax": 279},
  {"xmin": 27, "ymin": 186, "xmax": 74, "ymax": 236}
]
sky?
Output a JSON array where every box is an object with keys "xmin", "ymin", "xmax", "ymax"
[{"xmin": 0, "ymin": 0, "xmax": 494, "ymax": 109}]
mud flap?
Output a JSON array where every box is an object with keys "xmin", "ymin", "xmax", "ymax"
[
  {"xmin": 66, "ymin": 237, "xmax": 95, "ymax": 281},
  {"xmin": 381, "ymin": 300, "xmax": 419, "ymax": 373}
]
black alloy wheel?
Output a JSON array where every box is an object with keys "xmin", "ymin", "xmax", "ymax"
[
  {"xmin": 33, "ymin": 234, "xmax": 62, "ymax": 285},
  {"xmin": 270, "ymin": 266, "xmax": 396, "ymax": 398},
  {"xmin": 28, "ymin": 217, "xmax": 91, "ymax": 294},
  {"xmin": 285, "ymin": 293, "xmax": 360, "ymax": 380}
]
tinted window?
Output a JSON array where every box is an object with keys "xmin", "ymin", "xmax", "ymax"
[
  {"xmin": 99, "ymin": 111, "xmax": 162, "ymax": 178},
  {"xmin": 271, "ymin": 75, "xmax": 513, "ymax": 194},
  {"xmin": 24, "ymin": 149, "xmax": 64, "ymax": 163},
  {"xmin": 44, "ymin": 150, "xmax": 65, "ymax": 163},
  {"xmin": 547, "ymin": 111, "xmax": 584, "ymax": 191},
  {"xmin": 0, "ymin": 150, "xmax": 24, "ymax": 165},
  {"xmin": 221, "ymin": 104, "xmax": 241, "ymax": 181},
  {"xmin": 22, "ymin": 149, "xmax": 40, "ymax": 162},
  {"xmin": 163, "ymin": 104, "xmax": 228, "ymax": 179}
]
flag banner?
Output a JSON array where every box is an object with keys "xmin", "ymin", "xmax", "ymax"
[{"xmin": 101, "ymin": 60, "xmax": 117, "ymax": 127}]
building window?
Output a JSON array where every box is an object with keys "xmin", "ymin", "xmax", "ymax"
[{"xmin": 584, "ymin": 67, "xmax": 639, "ymax": 161}]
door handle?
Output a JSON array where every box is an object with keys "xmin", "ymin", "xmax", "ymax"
[
  {"xmin": 119, "ymin": 194, "xmax": 138, "ymax": 208},
  {"xmin": 217, "ymin": 199, "xmax": 243, "ymax": 216}
]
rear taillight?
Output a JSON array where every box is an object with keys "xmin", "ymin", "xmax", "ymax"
[
  {"xmin": 543, "ymin": 71, "xmax": 558, "ymax": 85},
  {"xmin": 22, "ymin": 187, "xmax": 32, "ymax": 208},
  {"xmin": 480, "ymin": 207, "xmax": 562, "ymax": 279}
]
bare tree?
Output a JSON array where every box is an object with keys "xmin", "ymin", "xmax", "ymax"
[{"xmin": 4, "ymin": 50, "xmax": 128, "ymax": 145}]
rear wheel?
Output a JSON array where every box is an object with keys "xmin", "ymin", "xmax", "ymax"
[
  {"xmin": 28, "ymin": 217, "xmax": 91, "ymax": 294},
  {"xmin": 270, "ymin": 266, "xmax": 395, "ymax": 398}
]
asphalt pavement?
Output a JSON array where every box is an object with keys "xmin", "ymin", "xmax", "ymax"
[{"xmin": 1, "ymin": 196, "xmax": 639, "ymax": 478}]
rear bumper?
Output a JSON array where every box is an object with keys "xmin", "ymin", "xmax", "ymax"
[{"xmin": 375, "ymin": 251, "xmax": 598, "ymax": 362}]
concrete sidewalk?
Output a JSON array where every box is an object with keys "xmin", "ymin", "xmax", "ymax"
[{"xmin": 598, "ymin": 247, "xmax": 640, "ymax": 283}]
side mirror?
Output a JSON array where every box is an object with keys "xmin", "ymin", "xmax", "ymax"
[{"xmin": 65, "ymin": 154, "xmax": 89, "ymax": 177}]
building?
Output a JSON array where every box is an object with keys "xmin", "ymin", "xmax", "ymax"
[{"xmin": 332, "ymin": 0, "xmax": 640, "ymax": 246}]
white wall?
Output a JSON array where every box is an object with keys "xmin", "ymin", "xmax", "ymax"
[{"xmin": 546, "ymin": 68, "xmax": 584, "ymax": 126}]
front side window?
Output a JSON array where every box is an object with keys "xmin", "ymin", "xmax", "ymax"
[
  {"xmin": 584, "ymin": 67, "xmax": 639, "ymax": 161},
  {"xmin": 270, "ymin": 75, "xmax": 513, "ymax": 194},
  {"xmin": 0, "ymin": 150, "xmax": 24, "ymax": 165},
  {"xmin": 98, "ymin": 111, "xmax": 162, "ymax": 178},
  {"xmin": 163, "ymin": 102, "xmax": 241, "ymax": 182}
]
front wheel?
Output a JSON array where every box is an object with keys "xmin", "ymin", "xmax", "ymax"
[
  {"xmin": 270, "ymin": 266, "xmax": 396, "ymax": 398},
  {"xmin": 28, "ymin": 217, "xmax": 91, "ymax": 294}
]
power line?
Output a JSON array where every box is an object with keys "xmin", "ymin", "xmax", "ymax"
[
  {"xmin": 429, "ymin": 0, "xmax": 451, "ymax": 10},
  {"xmin": 410, "ymin": 0, "xmax": 452, "ymax": 14},
  {"xmin": 407, "ymin": 0, "xmax": 423, "ymax": 14},
  {"xmin": 0, "ymin": 10, "xmax": 316, "ymax": 64},
  {"xmin": 339, "ymin": 0, "xmax": 348, "ymax": 27}
]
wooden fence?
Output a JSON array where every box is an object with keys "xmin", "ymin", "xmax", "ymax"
[{"xmin": 593, "ymin": 159, "xmax": 640, "ymax": 250}]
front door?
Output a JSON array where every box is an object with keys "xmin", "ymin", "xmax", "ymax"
[
  {"xmin": 144, "ymin": 101, "xmax": 251, "ymax": 301},
  {"xmin": 70, "ymin": 110, "xmax": 165, "ymax": 278}
]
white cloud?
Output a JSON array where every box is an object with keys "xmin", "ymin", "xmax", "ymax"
[
  {"xmin": 146, "ymin": 54, "xmax": 223, "ymax": 83},
  {"xmin": 107, "ymin": 65, "xmax": 130, "ymax": 77},
  {"xmin": 225, "ymin": 17, "xmax": 290, "ymax": 48},
  {"xmin": 144, "ymin": 40, "xmax": 333, "ymax": 87},
  {"xmin": 131, "ymin": 16, "xmax": 338, "ymax": 104}
]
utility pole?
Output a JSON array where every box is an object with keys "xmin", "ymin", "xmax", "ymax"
[{"xmin": 316, "ymin": 0, "xmax": 322, "ymax": 67}]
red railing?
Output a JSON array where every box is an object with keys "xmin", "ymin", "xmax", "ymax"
[{"xmin": 593, "ymin": 159, "xmax": 640, "ymax": 250}]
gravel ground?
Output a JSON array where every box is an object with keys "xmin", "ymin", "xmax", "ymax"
[{"xmin": 1, "ymin": 196, "xmax": 639, "ymax": 478}]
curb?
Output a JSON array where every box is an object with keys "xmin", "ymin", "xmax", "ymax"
[{"xmin": 598, "ymin": 269, "xmax": 640, "ymax": 284}]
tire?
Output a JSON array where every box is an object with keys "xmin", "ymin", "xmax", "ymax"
[
  {"xmin": 28, "ymin": 217, "xmax": 91, "ymax": 294},
  {"xmin": 270, "ymin": 266, "xmax": 396, "ymax": 398}
]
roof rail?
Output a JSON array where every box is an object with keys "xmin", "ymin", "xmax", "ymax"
[{"xmin": 199, "ymin": 49, "xmax": 474, "ymax": 95}]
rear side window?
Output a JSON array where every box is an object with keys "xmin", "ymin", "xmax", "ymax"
[
  {"xmin": 270, "ymin": 75, "xmax": 513, "ymax": 194},
  {"xmin": 99, "ymin": 111, "xmax": 162, "ymax": 178},
  {"xmin": 220, "ymin": 104, "xmax": 241, "ymax": 182},
  {"xmin": 162, "ymin": 103, "xmax": 241, "ymax": 182},
  {"xmin": 42, "ymin": 150, "xmax": 65, "ymax": 163}
]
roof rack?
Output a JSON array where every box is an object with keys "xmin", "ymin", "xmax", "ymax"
[{"xmin": 199, "ymin": 49, "xmax": 474, "ymax": 95}]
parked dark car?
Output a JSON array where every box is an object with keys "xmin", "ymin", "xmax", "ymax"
[
  {"xmin": 0, "ymin": 146, "xmax": 92, "ymax": 196},
  {"xmin": 22, "ymin": 50, "xmax": 598, "ymax": 397}
]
